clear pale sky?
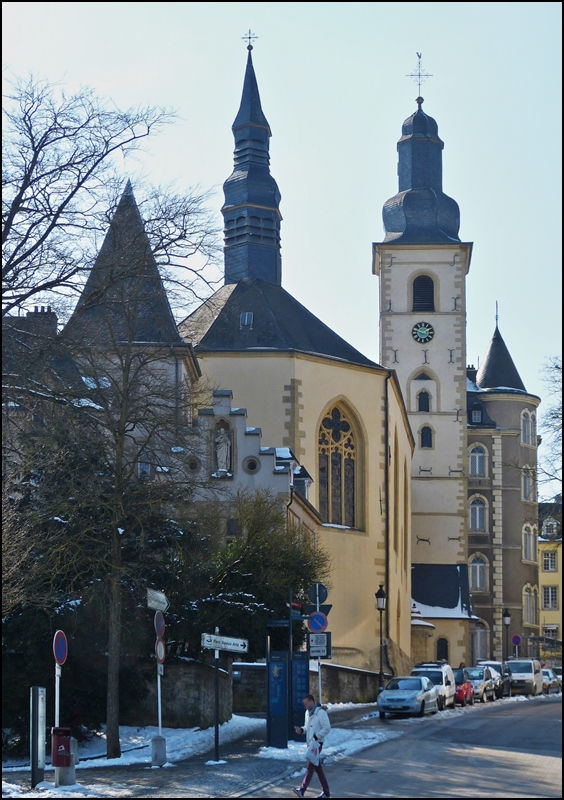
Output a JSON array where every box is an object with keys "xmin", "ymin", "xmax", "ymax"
[{"xmin": 3, "ymin": 3, "xmax": 562, "ymax": 417}]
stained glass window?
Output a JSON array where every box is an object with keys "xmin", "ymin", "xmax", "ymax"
[{"xmin": 318, "ymin": 406, "xmax": 356, "ymax": 527}]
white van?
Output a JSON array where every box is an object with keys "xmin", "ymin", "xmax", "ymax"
[
  {"xmin": 410, "ymin": 661, "xmax": 456, "ymax": 710},
  {"xmin": 506, "ymin": 658, "xmax": 543, "ymax": 696}
]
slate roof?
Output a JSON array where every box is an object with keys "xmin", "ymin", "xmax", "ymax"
[
  {"xmin": 232, "ymin": 48, "xmax": 271, "ymax": 133},
  {"xmin": 63, "ymin": 182, "xmax": 184, "ymax": 346},
  {"xmin": 179, "ymin": 278, "xmax": 379, "ymax": 368},
  {"xmin": 476, "ymin": 326, "xmax": 526, "ymax": 392},
  {"xmin": 411, "ymin": 564, "xmax": 474, "ymax": 619}
]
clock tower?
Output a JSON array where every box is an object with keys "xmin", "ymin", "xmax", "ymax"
[{"xmin": 373, "ymin": 97, "xmax": 473, "ymax": 666}]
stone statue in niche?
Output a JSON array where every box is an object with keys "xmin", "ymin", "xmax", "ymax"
[{"xmin": 215, "ymin": 427, "xmax": 231, "ymax": 474}]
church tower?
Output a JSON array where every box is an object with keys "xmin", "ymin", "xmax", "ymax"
[{"xmin": 373, "ymin": 97, "xmax": 474, "ymax": 666}]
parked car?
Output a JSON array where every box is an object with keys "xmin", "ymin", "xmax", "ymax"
[
  {"xmin": 410, "ymin": 661, "xmax": 456, "ymax": 710},
  {"xmin": 466, "ymin": 666, "xmax": 497, "ymax": 702},
  {"xmin": 542, "ymin": 668, "xmax": 562, "ymax": 694},
  {"xmin": 476, "ymin": 659, "xmax": 512, "ymax": 698},
  {"xmin": 506, "ymin": 658, "xmax": 543, "ymax": 696},
  {"xmin": 378, "ymin": 676, "xmax": 439, "ymax": 718},
  {"xmin": 452, "ymin": 668, "xmax": 474, "ymax": 706},
  {"xmin": 553, "ymin": 666, "xmax": 562, "ymax": 682}
]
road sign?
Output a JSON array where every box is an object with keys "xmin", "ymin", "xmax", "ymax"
[
  {"xmin": 511, "ymin": 634, "xmax": 522, "ymax": 646},
  {"xmin": 267, "ymin": 619, "xmax": 290, "ymax": 627},
  {"xmin": 304, "ymin": 604, "xmax": 332, "ymax": 617},
  {"xmin": 157, "ymin": 663, "xmax": 164, "ymax": 676},
  {"xmin": 307, "ymin": 611, "xmax": 328, "ymax": 633},
  {"xmin": 147, "ymin": 588, "xmax": 169, "ymax": 612},
  {"xmin": 155, "ymin": 637, "xmax": 166, "ymax": 664},
  {"xmin": 154, "ymin": 611, "xmax": 166, "ymax": 638},
  {"xmin": 53, "ymin": 630, "xmax": 68, "ymax": 666},
  {"xmin": 307, "ymin": 583, "xmax": 328, "ymax": 605},
  {"xmin": 309, "ymin": 632, "xmax": 332, "ymax": 658},
  {"xmin": 201, "ymin": 633, "xmax": 249, "ymax": 653}
]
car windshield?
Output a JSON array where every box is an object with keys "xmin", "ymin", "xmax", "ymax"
[
  {"xmin": 413, "ymin": 671, "xmax": 442, "ymax": 685},
  {"xmin": 542, "ymin": 670, "xmax": 552, "ymax": 678},
  {"xmin": 453, "ymin": 669, "xmax": 465, "ymax": 683},
  {"xmin": 386, "ymin": 678, "xmax": 422, "ymax": 691},
  {"xmin": 507, "ymin": 662, "xmax": 533, "ymax": 674},
  {"xmin": 466, "ymin": 668, "xmax": 484, "ymax": 680}
]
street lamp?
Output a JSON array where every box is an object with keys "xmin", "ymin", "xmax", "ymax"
[
  {"xmin": 375, "ymin": 585, "xmax": 387, "ymax": 692},
  {"xmin": 503, "ymin": 608, "xmax": 511, "ymax": 660}
]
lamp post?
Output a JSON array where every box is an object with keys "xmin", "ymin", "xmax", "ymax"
[
  {"xmin": 375, "ymin": 585, "xmax": 387, "ymax": 692},
  {"xmin": 503, "ymin": 608, "xmax": 511, "ymax": 661}
]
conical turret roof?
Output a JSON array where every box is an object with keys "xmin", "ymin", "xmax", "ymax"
[
  {"xmin": 64, "ymin": 182, "xmax": 183, "ymax": 345},
  {"xmin": 476, "ymin": 326, "xmax": 526, "ymax": 392}
]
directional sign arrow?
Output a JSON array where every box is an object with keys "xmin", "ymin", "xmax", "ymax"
[
  {"xmin": 201, "ymin": 633, "xmax": 248, "ymax": 653},
  {"xmin": 147, "ymin": 588, "xmax": 169, "ymax": 612}
]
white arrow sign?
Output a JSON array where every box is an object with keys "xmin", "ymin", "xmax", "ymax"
[
  {"xmin": 147, "ymin": 588, "xmax": 169, "ymax": 612},
  {"xmin": 201, "ymin": 633, "xmax": 248, "ymax": 653}
]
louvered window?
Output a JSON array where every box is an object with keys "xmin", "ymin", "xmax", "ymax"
[{"xmin": 412, "ymin": 276, "xmax": 435, "ymax": 312}]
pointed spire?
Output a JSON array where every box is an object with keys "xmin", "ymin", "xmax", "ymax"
[
  {"xmin": 222, "ymin": 48, "xmax": 282, "ymax": 286},
  {"xmin": 476, "ymin": 326, "xmax": 526, "ymax": 392},
  {"xmin": 381, "ymin": 99, "xmax": 461, "ymax": 244},
  {"xmin": 64, "ymin": 182, "xmax": 182, "ymax": 345}
]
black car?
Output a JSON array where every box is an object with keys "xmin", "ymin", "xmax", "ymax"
[{"xmin": 477, "ymin": 660, "xmax": 512, "ymax": 698}]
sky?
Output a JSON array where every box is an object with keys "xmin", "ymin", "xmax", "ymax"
[{"xmin": 3, "ymin": 3, "xmax": 562, "ymax": 415}]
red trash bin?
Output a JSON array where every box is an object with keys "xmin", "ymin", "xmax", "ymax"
[{"xmin": 51, "ymin": 727, "xmax": 71, "ymax": 767}]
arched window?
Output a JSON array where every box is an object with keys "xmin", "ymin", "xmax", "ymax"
[
  {"xmin": 523, "ymin": 586, "xmax": 537, "ymax": 625},
  {"xmin": 420, "ymin": 426, "xmax": 433, "ymax": 449},
  {"xmin": 436, "ymin": 638, "xmax": 449, "ymax": 661},
  {"xmin": 521, "ymin": 411, "xmax": 531, "ymax": 445},
  {"xmin": 523, "ymin": 526, "xmax": 537, "ymax": 562},
  {"xmin": 318, "ymin": 406, "xmax": 356, "ymax": 527},
  {"xmin": 470, "ymin": 556, "xmax": 487, "ymax": 591},
  {"xmin": 412, "ymin": 275, "xmax": 435, "ymax": 312},
  {"xmin": 522, "ymin": 468, "xmax": 535, "ymax": 501},
  {"xmin": 418, "ymin": 391, "xmax": 430, "ymax": 412},
  {"xmin": 470, "ymin": 498, "xmax": 486, "ymax": 531},
  {"xmin": 471, "ymin": 622, "xmax": 488, "ymax": 661},
  {"xmin": 469, "ymin": 446, "xmax": 486, "ymax": 476},
  {"xmin": 530, "ymin": 413, "xmax": 537, "ymax": 446}
]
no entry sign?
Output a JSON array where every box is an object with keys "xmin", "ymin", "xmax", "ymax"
[
  {"xmin": 155, "ymin": 637, "xmax": 166, "ymax": 664},
  {"xmin": 53, "ymin": 630, "xmax": 68, "ymax": 665}
]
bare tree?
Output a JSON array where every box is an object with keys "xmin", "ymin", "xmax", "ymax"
[
  {"xmin": 2, "ymin": 75, "xmax": 220, "ymax": 317},
  {"xmin": 539, "ymin": 355, "xmax": 562, "ymax": 495}
]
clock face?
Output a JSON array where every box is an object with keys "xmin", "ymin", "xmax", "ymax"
[{"xmin": 412, "ymin": 321, "xmax": 435, "ymax": 344}]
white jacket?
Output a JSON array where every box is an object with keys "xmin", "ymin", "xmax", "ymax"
[{"xmin": 303, "ymin": 704, "xmax": 331, "ymax": 744}]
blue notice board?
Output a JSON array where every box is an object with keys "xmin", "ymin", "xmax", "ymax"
[{"xmin": 268, "ymin": 656, "xmax": 287, "ymax": 717}]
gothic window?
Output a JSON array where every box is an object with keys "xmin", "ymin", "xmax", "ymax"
[
  {"xmin": 420, "ymin": 426, "xmax": 433, "ymax": 449},
  {"xmin": 318, "ymin": 406, "xmax": 356, "ymax": 527},
  {"xmin": 412, "ymin": 275, "xmax": 435, "ymax": 312},
  {"xmin": 521, "ymin": 411, "xmax": 531, "ymax": 445},
  {"xmin": 530, "ymin": 413, "xmax": 537, "ymax": 446},
  {"xmin": 469, "ymin": 446, "xmax": 486, "ymax": 476},
  {"xmin": 523, "ymin": 586, "xmax": 537, "ymax": 625},
  {"xmin": 470, "ymin": 556, "xmax": 487, "ymax": 591},
  {"xmin": 522, "ymin": 468, "xmax": 536, "ymax": 501},
  {"xmin": 522, "ymin": 527, "xmax": 537, "ymax": 562},
  {"xmin": 436, "ymin": 637, "xmax": 449, "ymax": 661},
  {"xmin": 418, "ymin": 391, "xmax": 430, "ymax": 412},
  {"xmin": 137, "ymin": 445, "xmax": 151, "ymax": 479},
  {"xmin": 470, "ymin": 498, "xmax": 486, "ymax": 531},
  {"xmin": 415, "ymin": 372, "xmax": 432, "ymax": 380}
]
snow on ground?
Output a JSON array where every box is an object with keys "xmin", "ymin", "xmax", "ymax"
[{"xmin": 258, "ymin": 726, "xmax": 402, "ymax": 763}]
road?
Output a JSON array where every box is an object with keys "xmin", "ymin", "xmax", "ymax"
[{"xmin": 255, "ymin": 695, "xmax": 562, "ymax": 798}]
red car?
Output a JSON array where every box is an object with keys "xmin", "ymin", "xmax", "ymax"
[{"xmin": 453, "ymin": 668, "xmax": 475, "ymax": 706}]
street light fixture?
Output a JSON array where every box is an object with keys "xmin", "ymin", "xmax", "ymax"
[
  {"xmin": 375, "ymin": 585, "xmax": 387, "ymax": 692},
  {"xmin": 503, "ymin": 608, "xmax": 511, "ymax": 660}
]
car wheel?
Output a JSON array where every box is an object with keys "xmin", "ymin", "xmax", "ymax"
[
  {"xmin": 481, "ymin": 691, "xmax": 487, "ymax": 703},
  {"xmin": 379, "ymin": 711, "xmax": 386, "ymax": 719},
  {"xmin": 469, "ymin": 692, "xmax": 474, "ymax": 705},
  {"xmin": 460, "ymin": 695, "xmax": 467, "ymax": 707},
  {"xmin": 490, "ymin": 689, "xmax": 496, "ymax": 701},
  {"xmin": 418, "ymin": 701, "xmax": 426, "ymax": 718}
]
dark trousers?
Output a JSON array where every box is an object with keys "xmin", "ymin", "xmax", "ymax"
[{"xmin": 300, "ymin": 742, "xmax": 330, "ymax": 797}]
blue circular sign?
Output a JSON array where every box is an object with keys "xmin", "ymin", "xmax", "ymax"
[
  {"xmin": 53, "ymin": 630, "xmax": 68, "ymax": 665},
  {"xmin": 154, "ymin": 611, "xmax": 165, "ymax": 638},
  {"xmin": 511, "ymin": 634, "xmax": 521, "ymax": 646},
  {"xmin": 308, "ymin": 611, "xmax": 328, "ymax": 633}
]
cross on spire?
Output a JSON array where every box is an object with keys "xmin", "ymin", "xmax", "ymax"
[
  {"xmin": 406, "ymin": 52, "xmax": 433, "ymax": 96},
  {"xmin": 242, "ymin": 28, "xmax": 258, "ymax": 50}
]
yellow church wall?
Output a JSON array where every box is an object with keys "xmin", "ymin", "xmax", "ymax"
[
  {"xmin": 193, "ymin": 350, "xmax": 413, "ymax": 670},
  {"xmin": 422, "ymin": 619, "xmax": 468, "ymax": 668}
]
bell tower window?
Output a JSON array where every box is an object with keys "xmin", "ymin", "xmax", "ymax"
[
  {"xmin": 412, "ymin": 275, "xmax": 435, "ymax": 312},
  {"xmin": 418, "ymin": 391, "xmax": 430, "ymax": 412}
]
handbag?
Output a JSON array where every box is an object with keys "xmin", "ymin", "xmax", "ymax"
[{"xmin": 305, "ymin": 738, "xmax": 320, "ymax": 766}]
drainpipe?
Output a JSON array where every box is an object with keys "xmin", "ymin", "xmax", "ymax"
[{"xmin": 384, "ymin": 372, "xmax": 390, "ymax": 641}]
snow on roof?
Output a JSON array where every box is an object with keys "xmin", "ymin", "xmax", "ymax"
[{"xmin": 412, "ymin": 599, "xmax": 479, "ymax": 620}]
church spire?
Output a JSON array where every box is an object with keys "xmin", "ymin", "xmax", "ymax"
[
  {"xmin": 222, "ymin": 46, "xmax": 282, "ymax": 285},
  {"xmin": 382, "ymin": 98, "xmax": 461, "ymax": 244},
  {"xmin": 476, "ymin": 325, "xmax": 526, "ymax": 392}
]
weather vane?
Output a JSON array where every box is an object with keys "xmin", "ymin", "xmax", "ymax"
[
  {"xmin": 406, "ymin": 52, "xmax": 433, "ymax": 97},
  {"xmin": 242, "ymin": 29, "xmax": 258, "ymax": 50}
]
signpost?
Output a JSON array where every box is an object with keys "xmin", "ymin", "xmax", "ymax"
[
  {"xmin": 307, "ymin": 611, "xmax": 328, "ymax": 634},
  {"xmin": 308, "ymin": 632, "xmax": 332, "ymax": 659},
  {"xmin": 52, "ymin": 631, "xmax": 68, "ymax": 727},
  {"xmin": 147, "ymin": 593, "xmax": 169, "ymax": 767},
  {"xmin": 512, "ymin": 633, "xmax": 522, "ymax": 657},
  {"xmin": 202, "ymin": 630, "xmax": 248, "ymax": 760},
  {"xmin": 307, "ymin": 583, "xmax": 330, "ymax": 704},
  {"xmin": 30, "ymin": 686, "xmax": 46, "ymax": 788},
  {"xmin": 147, "ymin": 588, "xmax": 169, "ymax": 612}
]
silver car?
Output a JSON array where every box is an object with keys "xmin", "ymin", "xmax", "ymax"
[
  {"xmin": 466, "ymin": 666, "xmax": 497, "ymax": 703},
  {"xmin": 542, "ymin": 668, "xmax": 562, "ymax": 694},
  {"xmin": 378, "ymin": 676, "xmax": 439, "ymax": 718}
]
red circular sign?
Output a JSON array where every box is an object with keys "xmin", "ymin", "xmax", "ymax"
[
  {"xmin": 307, "ymin": 612, "xmax": 328, "ymax": 633},
  {"xmin": 154, "ymin": 611, "xmax": 165, "ymax": 638},
  {"xmin": 511, "ymin": 634, "xmax": 522, "ymax": 646},
  {"xmin": 155, "ymin": 637, "xmax": 166, "ymax": 664},
  {"xmin": 53, "ymin": 630, "xmax": 68, "ymax": 665}
]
